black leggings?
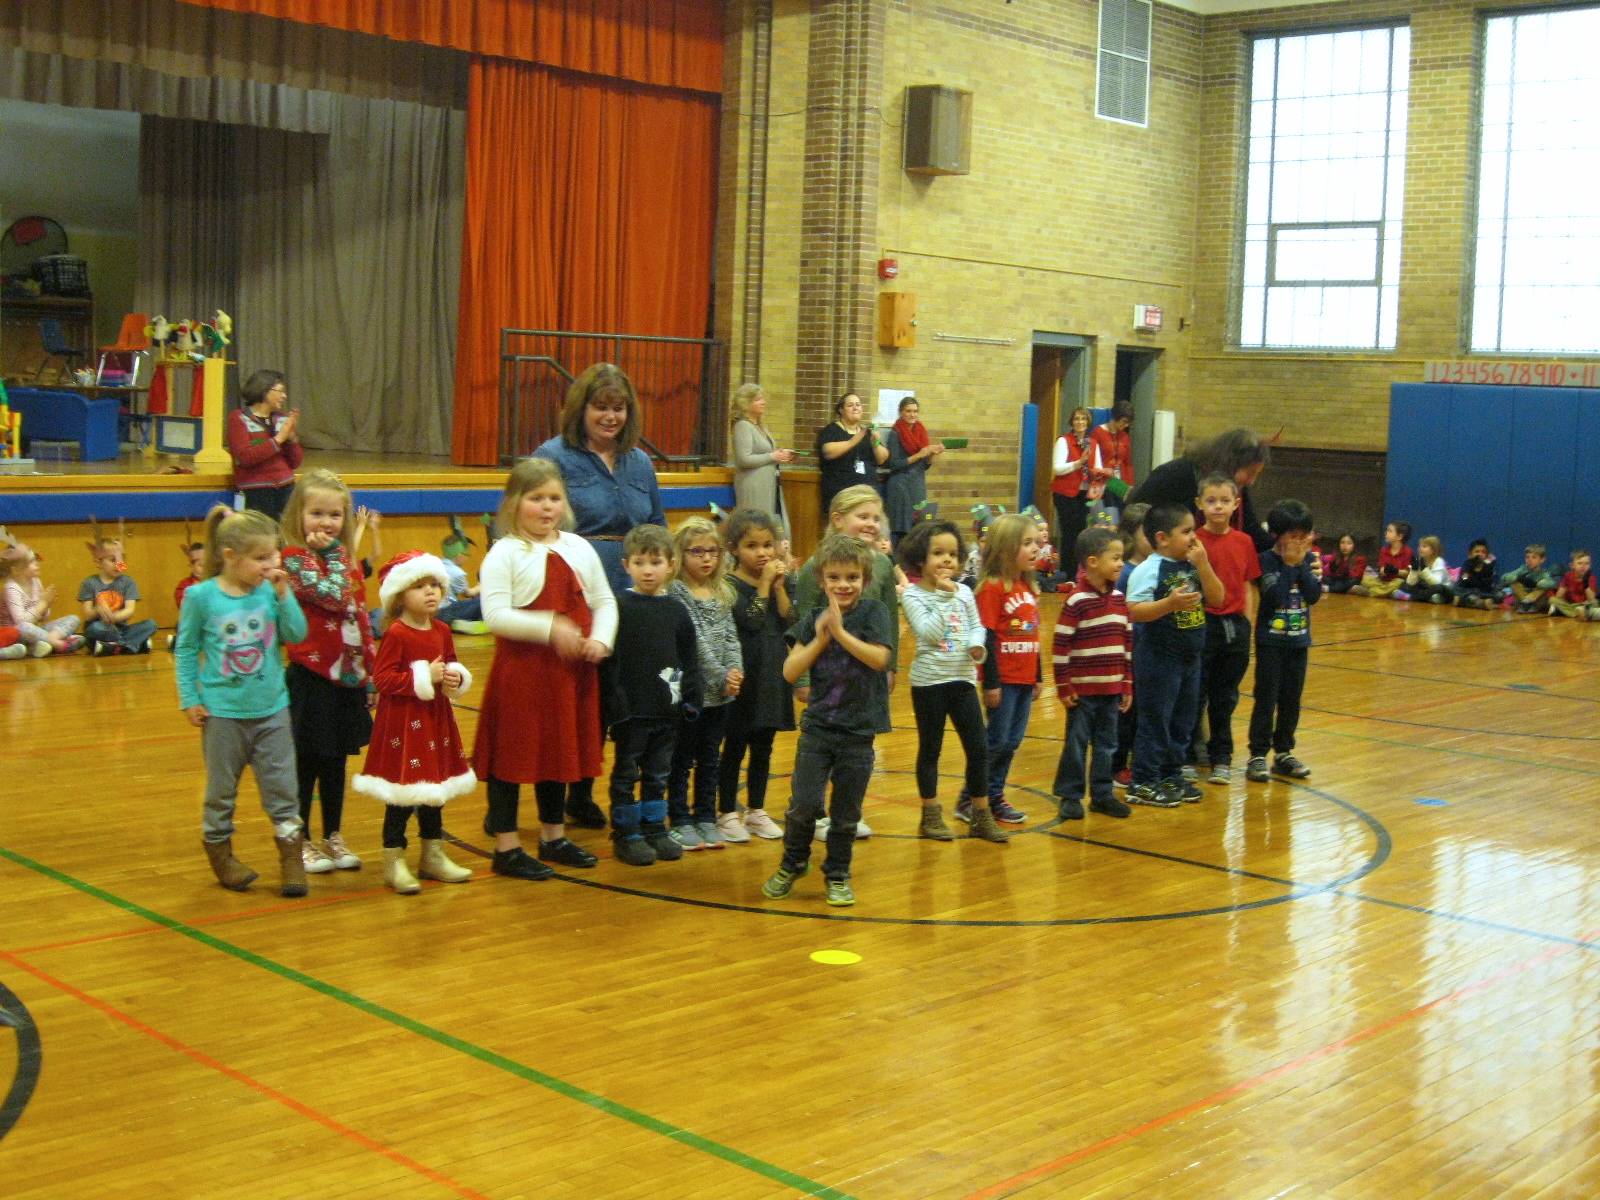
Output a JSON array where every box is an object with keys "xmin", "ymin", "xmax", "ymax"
[
  {"xmin": 382, "ymin": 805, "xmax": 443, "ymax": 848},
  {"xmin": 909, "ymin": 681, "xmax": 987, "ymax": 800},
  {"xmin": 1053, "ymin": 493, "xmax": 1090, "ymax": 581},
  {"xmin": 719, "ymin": 726, "xmax": 778, "ymax": 813},
  {"xmin": 297, "ymin": 754, "xmax": 347, "ymax": 837},
  {"xmin": 484, "ymin": 776, "xmax": 566, "ymax": 834}
]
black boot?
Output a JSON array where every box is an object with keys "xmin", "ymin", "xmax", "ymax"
[{"xmin": 612, "ymin": 834, "xmax": 656, "ymax": 867}]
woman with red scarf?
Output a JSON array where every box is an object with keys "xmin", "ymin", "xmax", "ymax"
[{"xmin": 883, "ymin": 397, "xmax": 945, "ymax": 547}]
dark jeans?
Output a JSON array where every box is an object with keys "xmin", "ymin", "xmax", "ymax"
[
  {"xmin": 1054, "ymin": 694, "xmax": 1121, "ymax": 803},
  {"xmin": 242, "ymin": 484, "xmax": 292, "ymax": 521},
  {"xmin": 668, "ymin": 704, "xmax": 727, "ymax": 827},
  {"xmin": 1053, "ymin": 492, "xmax": 1091, "ymax": 581},
  {"xmin": 1194, "ymin": 613, "xmax": 1251, "ymax": 766},
  {"xmin": 297, "ymin": 752, "xmax": 347, "ymax": 838},
  {"xmin": 485, "ymin": 775, "xmax": 565, "ymax": 833},
  {"xmin": 1326, "ymin": 578, "xmax": 1358, "ymax": 594},
  {"xmin": 1248, "ymin": 643, "xmax": 1308, "ymax": 758},
  {"xmin": 1408, "ymin": 581, "xmax": 1452, "ymax": 603},
  {"xmin": 610, "ymin": 718, "xmax": 676, "ymax": 836},
  {"xmin": 382, "ymin": 803, "xmax": 443, "ymax": 848},
  {"xmin": 965, "ymin": 682, "xmax": 1033, "ymax": 801},
  {"xmin": 438, "ymin": 596, "xmax": 482, "ymax": 624},
  {"xmin": 1113, "ymin": 697, "xmax": 1137, "ymax": 773},
  {"xmin": 719, "ymin": 726, "xmax": 778, "ymax": 813},
  {"xmin": 1450, "ymin": 584, "xmax": 1495, "ymax": 604},
  {"xmin": 1132, "ymin": 641, "xmax": 1201, "ymax": 786},
  {"xmin": 780, "ymin": 726, "xmax": 874, "ymax": 880},
  {"xmin": 910, "ymin": 681, "xmax": 987, "ymax": 800}
]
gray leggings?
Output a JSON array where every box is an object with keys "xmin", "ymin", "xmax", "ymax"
[
  {"xmin": 14, "ymin": 614, "xmax": 80, "ymax": 646},
  {"xmin": 202, "ymin": 709, "xmax": 303, "ymax": 843}
]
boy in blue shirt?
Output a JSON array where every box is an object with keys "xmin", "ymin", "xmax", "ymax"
[
  {"xmin": 1246, "ymin": 499, "xmax": 1323, "ymax": 782},
  {"xmin": 1125, "ymin": 504, "xmax": 1223, "ymax": 807}
]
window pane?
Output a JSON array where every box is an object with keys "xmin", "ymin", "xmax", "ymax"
[{"xmin": 1273, "ymin": 226, "xmax": 1379, "ymax": 282}]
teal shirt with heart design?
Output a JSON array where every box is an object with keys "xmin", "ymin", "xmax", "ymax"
[{"xmin": 175, "ymin": 578, "xmax": 308, "ymax": 718}]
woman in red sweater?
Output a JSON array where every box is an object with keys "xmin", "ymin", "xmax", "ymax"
[
  {"xmin": 1051, "ymin": 406, "xmax": 1096, "ymax": 581},
  {"xmin": 226, "ymin": 369, "xmax": 303, "ymax": 521}
]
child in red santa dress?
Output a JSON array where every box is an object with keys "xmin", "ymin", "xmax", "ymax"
[{"xmin": 354, "ymin": 552, "xmax": 478, "ymax": 894}]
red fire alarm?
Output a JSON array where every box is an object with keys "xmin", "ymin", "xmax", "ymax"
[{"xmin": 878, "ymin": 258, "xmax": 899, "ymax": 280}]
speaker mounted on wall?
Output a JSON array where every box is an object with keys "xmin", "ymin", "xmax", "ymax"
[{"xmin": 903, "ymin": 85, "xmax": 972, "ymax": 177}]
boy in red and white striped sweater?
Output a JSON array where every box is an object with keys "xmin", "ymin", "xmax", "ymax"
[{"xmin": 1051, "ymin": 526, "xmax": 1134, "ymax": 820}]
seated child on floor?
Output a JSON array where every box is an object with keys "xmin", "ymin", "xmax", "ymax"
[
  {"xmin": 1322, "ymin": 534, "xmax": 1366, "ymax": 594},
  {"xmin": 1451, "ymin": 539, "xmax": 1497, "ymax": 608},
  {"xmin": 438, "ymin": 529, "xmax": 486, "ymax": 633},
  {"xmin": 1499, "ymin": 544, "xmax": 1557, "ymax": 613},
  {"xmin": 79, "ymin": 523, "xmax": 159, "ymax": 655},
  {"xmin": 1352, "ymin": 521, "xmax": 1412, "ymax": 598},
  {"xmin": 0, "ymin": 540, "xmax": 83, "ymax": 657},
  {"xmin": 168, "ymin": 535, "xmax": 205, "ymax": 650},
  {"xmin": 1548, "ymin": 549, "xmax": 1597, "ymax": 621},
  {"xmin": 1404, "ymin": 536, "xmax": 1452, "ymax": 604}
]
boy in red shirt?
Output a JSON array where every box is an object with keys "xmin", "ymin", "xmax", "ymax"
[
  {"xmin": 1051, "ymin": 526, "xmax": 1133, "ymax": 820},
  {"xmin": 1191, "ymin": 474, "xmax": 1262, "ymax": 784},
  {"xmin": 1548, "ymin": 549, "xmax": 1597, "ymax": 620}
]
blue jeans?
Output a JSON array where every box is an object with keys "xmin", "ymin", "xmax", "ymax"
[
  {"xmin": 438, "ymin": 596, "xmax": 482, "ymax": 624},
  {"xmin": 609, "ymin": 718, "xmax": 676, "ymax": 836},
  {"xmin": 781, "ymin": 726, "xmax": 874, "ymax": 880},
  {"xmin": 981, "ymin": 682, "xmax": 1034, "ymax": 800},
  {"xmin": 1054, "ymin": 693, "xmax": 1121, "ymax": 804},
  {"xmin": 1132, "ymin": 641, "xmax": 1201, "ymax": 787}
]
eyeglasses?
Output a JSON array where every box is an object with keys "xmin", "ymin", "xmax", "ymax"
[{"xmin": 684, "ymin": 547, "xmax": 721, "ymax": 558}]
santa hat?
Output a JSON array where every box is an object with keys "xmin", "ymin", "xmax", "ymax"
[{"xmin": 378, "ymin": 551, "xmax": 450, "ymax": 608}]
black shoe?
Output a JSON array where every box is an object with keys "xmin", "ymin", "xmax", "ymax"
[
  {"xmin": 1058, "ymin": 797, "xmax": 1086, "ymax": 821},
  {"xmin": 1128, "ymin": 783, "xmax": 1180, "ymax": 809},
  {"xmin": 565, "ymin": 799, "xmax": 608, "ymax": 830},
  {"xmin": 646, "ymin": 830, "xmax": 683, "ymax": 861},
  {"xmin": 539, "ymin": 837, "xmax": 598, "ymax": 868},
  {"xmin": 1179, "ymin": 780, "xmax": 1203, "ymax": 803},
  {"xmin": 613, "ymin": 835, "xmax": 656, "ymax": 867},
  {"xmin": 137, "ymin": 637, "xmax": 153, "ymax": 654},
  {"xmin": 1090, "ymin": 796, "xmax": 1132, "ymax": 818},
  {"xmin": 491, "ymin": 847, "xmax": 553, "ymax": 880}
]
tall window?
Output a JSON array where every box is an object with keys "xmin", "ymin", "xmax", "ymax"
[
  {"xmin": 1239, "ymin": 26, "xmax": 1409, "ymax": 350},
  {"xmin": 1472, "ymin": 7, "xmax": 1600, "ymax": 355}
]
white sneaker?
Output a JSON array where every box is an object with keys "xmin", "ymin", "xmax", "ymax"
[
  {"xmin": 301, "ymin": 841, "xmax": 336, "ymax": 874},
  {"xmin": 743, "ymin": 809, "xmax": 783, "ymax": 839},
  {"xmin": 716, "ymin": 811, "xmax": 751, "ymax": 843},
  {"xmin": 323, "ymin": 832, "xmax": 362, "ymax": 870},
  {"xmin": 813, "ymin": 817, "xmax": 830, "ymax": 842},
  {"xmin": 30, "ymin": 641, "xmax": 52, "ymax": 658},
  {"xmin": 855, "ymin": 819, "xmax": 873, "ymax": 839},
  {"xmin": 0, "ymin": 644, "xmax": 27, "ymax": 660}
]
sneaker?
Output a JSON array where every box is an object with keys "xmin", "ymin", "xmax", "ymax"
[
  {"xmin": 716, "ymin": 811, "xmax": 751, "ymax": 843},
  {"xmin": 30, "ymin": 640, "xmax": 53, "ymax": 657},
  {"xmin": 1245, "ymin": 756, "xmax": 1270, "ymax": 782},
  {"xmin": 813, "ymin": 817, "xmax": 831, "ymax": 842},
  {"xmin": 137, "ymin": 636, "xmax": 153, "ymax": 654},
  {"xmin": 89, "ymin": 640, "xmax": 107, "ymax": 657},
  {"xmin": 1394, "ymin": 590, "xmax": 1411, "ymax": 601},
  {"xmin": 450, "ymin": 619, "xmax": 490, "ymax": 636},
  {"xmin": 1208, "ymin": 763, "xmax": 1231, "ymax": 785},
  {"xmin": 761, "ymin": 863, "xmax": 807, "ymax": 899},
  {"xmin": 1058, "ymin": 797, "xmax": 1085, "ymax": 821},
  {"xmin": 491, "ymin": 847, "xmax": 554, "ymax": 880},
  {"xmin": 1113, "ymin": 769, "xmax": 1132, "ymax": 790},
  {"xmin": 62, "ymin": 635, "xmax": 85, "ymax": 654},
  {"xmin": 1429, "ymin": 593, "xmax": 1448, "ymax": 605},
  {"xmin": 649, "ymin": 831, "xmax": 684, "ymax": 861},
  {"xmin": 1090, "ymin": 796, "xmax": 1132, "ymax": 819},
  {"xmin": 322, "ymin": 832, "xmax": 362, "ymax": 870},
  {"xmin": 854, "ymin": 819, "xmax": 872, "ymax": 839},
  {"xmin": 1181, "ymin": 764, "xmax": 1198, "ymax": 782},
  {"xmin": 301, "ymin": 841, "xmax": 336, "ymax": 873},
  {"xmin": 1155, "ymin": 779, "xmax": 1189, "ymax": 806},
  {"xmin": 612, "ymin": 835, "xmax": 656, "ymax": 867},
  {"xmin": 0, "ymin": 643, "xmax": 25, "ymax": 660},
  {"xmin": 538, "ymin": 837, "xmax": 599, "ymax": 868},
  {"xmin": 670, "ymin": 824, "xmax": 703, "ymax": 851},
  {"xmin": 1179, "ymin": 780, "xmax": 1203, "ymax": 803},
  {"xmin": 952, "ymin": 799, "xmax": 974, "ymax": 824},
  {"xmin": 743, "ymin": 808, "xmax": 783, "ymax": 839},
  {"xmin": 1127, "ymin": 783, "xmax": 1180, "ymax": 809},
  {"xmin": 165, "ymin": 633, "xmax": 176, "ymax": 651},
  {"xmin": 1271, "ymin": 754, "xmax": 1311, "ymax": 779},
  {"xmin": 695, "ymin": 820, "xmax": 725, "ymax": 849},
  {"xmin": 990, "ymin": 799, "xmax": 1028, "ymax": 824},
  {"xmin": 824, "ymin": 878, "xmax": 856, "ymax": 907}
]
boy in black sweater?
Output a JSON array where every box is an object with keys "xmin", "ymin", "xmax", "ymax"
[
  {"xmin": 607, "ymin": 525, "xmax": 702, "ymax": 866},
  {"xmin": 1246, "ymin": 499, "xmax": 1323, "ymax": 783}
]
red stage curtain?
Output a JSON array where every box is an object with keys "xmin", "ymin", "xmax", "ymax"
[
  {"xmin": 171, "ymin": 0, "xmax": 723, "ymax": 94},
  {"xmin": 451, "ymin": 57, "xmax": 717, "ymax": 465}
]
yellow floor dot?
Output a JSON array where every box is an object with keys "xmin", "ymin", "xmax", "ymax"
[{"xmin": 809, "ymin": 949, "xmax": 862, "ymax": 966}]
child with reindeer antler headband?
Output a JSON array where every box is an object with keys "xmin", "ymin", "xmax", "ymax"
[
  {"xmin": 78, "ymin": 517, "xmax": 159, "ymax": 655},
  {"xmin": 0, "ymin": 526, "xmax": 83, "ymax": 657}
]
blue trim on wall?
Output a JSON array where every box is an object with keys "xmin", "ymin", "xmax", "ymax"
[{"xmin": 2, "ymin": 483, "xmax": 737, "ymax": 524}]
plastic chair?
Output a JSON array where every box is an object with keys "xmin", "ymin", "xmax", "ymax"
[
  {"xmin": 97, "ymin": 313, "xmax": 151, "ymax": 387},
  {"xmin": 36, "ymin": 318, "xmax": 88, "ymax": 380}
]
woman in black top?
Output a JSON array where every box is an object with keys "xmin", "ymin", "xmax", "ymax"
[
  {"xmin": 1127, "ymin": 427, "xmax": 1274, "ymax": 551},
  {"xmin": 815, "ymin": 391, "xmax": 888, "ymax": 515}
]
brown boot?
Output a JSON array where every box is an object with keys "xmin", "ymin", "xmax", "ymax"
[
  {"xmin": 202, "ymin": 839, "xmax": 258, "ymax": 891},
  {"xmin": 275, "ymin": 832, "xmax": 308, "ymax": 897},
  {"xmin": 968, "ymin": 805, "xmax": 1010, "ymax": 843},
  {"xmin": 918, "ymin": 804, "xmax": 955, "ymax": 841}
]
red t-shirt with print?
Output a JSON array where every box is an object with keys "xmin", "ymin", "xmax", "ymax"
[{"xmin": 976, "ymin": 579, "xmax": 1040, "ymax": 685}]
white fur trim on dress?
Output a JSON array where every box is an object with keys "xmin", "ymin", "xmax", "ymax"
[
  {"xmin": 353, "ymin": 769, "xmax": 477, "ymax": 808},
  {"xmin": 410, "ymin": 659, "xmax": 436, "ymax": 702},
  {"xmin": 447, "ymin": 662, "xmax": 473, "ymax": 697}
]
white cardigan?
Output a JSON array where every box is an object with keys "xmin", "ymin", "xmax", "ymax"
[{"xmin": 479, "ymin": 532, "xmax": 618, "ymax": 650}]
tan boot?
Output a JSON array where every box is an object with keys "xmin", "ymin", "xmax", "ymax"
[
  {"xmin": 202, "ymin": 839, "xmax": 258, "ymax": 891},
  {"xmin": 968, "ymin": 805, "xmax": 1010, "ymax": 843},
  {"xmin": 918, "ymin": 804, "xmax": 955, "ymax": 841},
  {"xmin": 275, "ymin": 832, "xmax": 308, "ymax": 897},
  {"xmin": 383, "ymin": 846, "xmax": 422, "ymax": 894},
  {"xmin": 417, "ymin": 838, "xmax": 472, "ymax": 883}
]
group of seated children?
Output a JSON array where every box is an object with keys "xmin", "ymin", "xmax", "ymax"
[
  {"xmin": 1323, "ymin": 524, "xmax": 1596, "ymax": 618},
  {"xmin": 1048, "ymin": 475, "xmax": 1322, "ymax": 822},
  {"xmin": 0, "ymin": 521, "xmax": 159, "ymax": 658}
]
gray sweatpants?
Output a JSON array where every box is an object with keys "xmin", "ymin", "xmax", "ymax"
[{"xmin": 202, "ymin": 709, "xmax": 302, "ymax": 843}]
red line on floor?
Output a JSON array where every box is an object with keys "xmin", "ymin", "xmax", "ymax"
[
  {"xmin": 962, "ymin": 929, "xmax": 1598, "ymax": 1200},
  {"xmin": 0, "ymin": 949, "xmax": 493, "ymax": 1199}
]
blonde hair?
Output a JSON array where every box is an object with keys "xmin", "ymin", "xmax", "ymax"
[
  {"xmin": 559, "ymin": 363, "xmax": 642, "ymax": 454},
  {"xmin": 281, "ymin": 468, "xmax": 356, "ymax": 557},
  {"xmin": 979, "ymin": 513, "xmax": 1038, "ymax": 591},
  {"xmin": 201, "ymin": 505, "xmax": 280, "ymax": 580},
  {"xmin": 1419, "ymin": 535, "xmax": 1443, "ymax": 561},
  {"xmin": 730, "ymin": 382, "xmax": 765, "ymax": 429},
  {"xmin": 0, "ymin": 542, "xmax": 34, "ymax": 580},
  {"xmin": 828, "ymin": 484, "xmax": 883, "ymax": 526},
  {"xmin": 672, "ymin": 516, "xmax": 734, "ymax": 605},
  {"xmin": 497, "ymin": 458, "xmax": 569, "ymax": 542}
]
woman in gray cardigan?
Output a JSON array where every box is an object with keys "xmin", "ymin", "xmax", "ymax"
[{"xmin": 729, "ymin": 383, "xmax": 796, "ymax": 530}]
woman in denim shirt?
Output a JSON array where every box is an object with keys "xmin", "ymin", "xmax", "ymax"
[{"xmin": 534, "ymin": 363, "xmax": 667, "ymax": 597}]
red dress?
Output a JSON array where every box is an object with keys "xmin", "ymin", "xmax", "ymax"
[
  {"xmin": 472, "ymin": 552, "xmax": 602, "ymax": 784},
  {"xmin": 353, "ymin": 619, "xmax": 476, "ymax": 806}
]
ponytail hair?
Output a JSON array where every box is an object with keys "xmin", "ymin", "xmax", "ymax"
[{"xmin": 201, "ymin": 505, "xmax": 280, "ymax": 580}]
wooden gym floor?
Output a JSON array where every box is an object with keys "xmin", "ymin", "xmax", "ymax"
[{"xmin": 2, "ymin": 593, "xmax": 1598, "ymax": 1198}]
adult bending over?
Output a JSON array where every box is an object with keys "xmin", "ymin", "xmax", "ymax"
[
  {"xmin": 227, "ymin": 369, "xmax": 302, "ymax": 521},
  {"xmin": 1127, "ymin": 427, "xmax": 1273, "ymax": 551}
]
